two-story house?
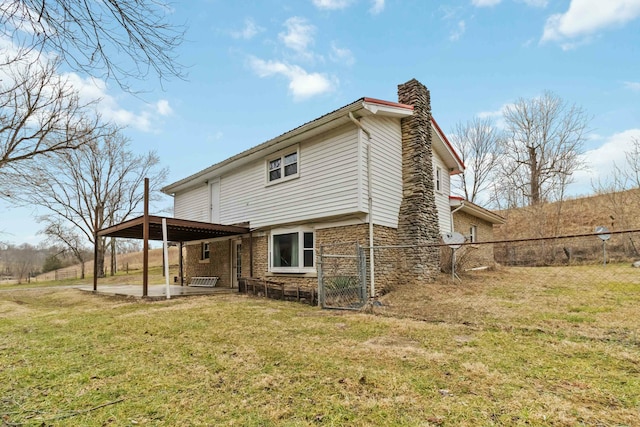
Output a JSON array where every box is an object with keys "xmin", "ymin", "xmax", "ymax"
[{"xmin": 161, "ymin": 79, "xmax": 503, "ymax": 292}]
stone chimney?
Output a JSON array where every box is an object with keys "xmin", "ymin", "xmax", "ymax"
[{"xmin": 397, "ymin": 79, "xmax": 440, "ymax": 283}]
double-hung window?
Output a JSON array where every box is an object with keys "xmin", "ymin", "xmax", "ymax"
[
  {"xmin": 267, "ymin": 149, "xmax": 298, "ymax": 184},
  {"xmin": 270, "ymin": 228, "xmax": 314, "ymax": 273},
  {"xmin": 469, "ymin": 225, "xmax": 478, "ymax": 243},
  {"xmin": 435, "ymin": 166, "xmax": 443, "ymax": 193},
  {"xmin": 202, "ymin": 242, "xmax": 210, "ymax": 260}
]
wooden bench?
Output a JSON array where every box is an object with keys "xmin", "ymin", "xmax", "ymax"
[{"xmin": 188, "ymin": 276, "xmax": 219, "ymax": 287}]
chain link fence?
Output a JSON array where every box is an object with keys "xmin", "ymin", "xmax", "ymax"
[
  {"xmin": 318, "ymin": 242, "xmax": 367, "ymax": 309},
  {"xmin": 362, "ymin": 230, "xmax": 640, "ymax": 331}
]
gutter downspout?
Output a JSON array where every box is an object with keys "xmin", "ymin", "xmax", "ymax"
[
  {"xmin": 450, "ymin": 201, "xmax": 465, "ymax": 233},
  {"xmin": 348, "ymin": 112, "xmax": 375, "ymax": 299}
]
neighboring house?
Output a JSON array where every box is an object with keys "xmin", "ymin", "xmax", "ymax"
[
  {"xmin": 162, "ymin": 79, "xmax": 501, "ymax": 291},
  {"xmin": 450, "ymin": 196, "xmax": 505, "ymax": 268}
]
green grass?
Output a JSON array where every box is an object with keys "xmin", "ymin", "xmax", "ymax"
[{"xmin": 1, "ymin": 265, "xmax": 640, "ymax": 426}]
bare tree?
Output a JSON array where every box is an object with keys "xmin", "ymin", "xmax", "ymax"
[
  {"xmin": 2, "ymin": 242, "xmax": 40, "ymax": 283},
  {"xmin": 8, "ymin": 130, "xmax": 168, "ymax": 277},
  {"xmin": 0, "ymin": 0, "xmax": 184, "ymax": 90},
  {"xmin": 592, "ymin": 137, "xmax": 640, "ymax": 231},
  {"xmin": 449, "ymin": 117, "xmax": 503, "ymax": 203},
  {"xmin": 0, "ymin": 57, "xmax": 107, "ymax": 177},
  {"xmin": 498, "ymin": 91, "xmax": 590, "ymax": 207}
]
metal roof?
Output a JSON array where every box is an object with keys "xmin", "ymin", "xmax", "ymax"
[{"xmin": 97, "ymin": 215, "xmax": 249, "ymax": 242}]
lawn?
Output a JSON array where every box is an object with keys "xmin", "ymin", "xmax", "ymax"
[{"xmin": 1, "ymin": 265, "xmax": 639, "ymax": 426}]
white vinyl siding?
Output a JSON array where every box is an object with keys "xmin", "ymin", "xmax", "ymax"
[
  {"xmin": 362, "ymin": 116, "xmax": 403, "ymax": 229},
  {"xmin": 218, "ymin": 125, "xmax": 362, "ymax": 228},
  {"xmin": 174, "ymin": 183, "xmax": 209, "ymax": 222},
  {"xmin": 210, "ymin": 179, "xmax": 220, "ymax": 223},
  {"xmin": 432, "ymin": 150, "xmax": 452, "ymax": 233}
]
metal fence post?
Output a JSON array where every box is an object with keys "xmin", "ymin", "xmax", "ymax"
[
  {"xmin": 317, "ymin": 245, "xmax": 324, "ymax": 308},
  {"xmin": 358, "ymin": 243, "xmax": 367, "ymax": 301}
]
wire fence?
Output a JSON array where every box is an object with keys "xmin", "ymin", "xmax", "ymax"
[
  {"xmin": 356, "ymin": 229, "xmax": 640, "ymax": 327},
  {"xmin": 34, "ymin": 269, "xmax": 79, "ymax": 282}
]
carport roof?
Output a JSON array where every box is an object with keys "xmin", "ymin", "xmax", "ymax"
[{"xmin": 97, "ymin": 215, "xmax": 249, "ymax": 242}]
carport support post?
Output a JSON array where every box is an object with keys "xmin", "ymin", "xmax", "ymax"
[
  {"xmin": 143, "ymin": 178, "xmax": 149, "ymax": 297},
  {"xmin": 162, "ymin": 217, "xmax": 170, "ymax": 299},
  {"xmin": 179, "ymin": 242, "xmax": 184, "ymax": 286}
]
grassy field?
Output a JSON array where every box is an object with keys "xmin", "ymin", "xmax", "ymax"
[{"xmin": 1, "ymin": 265, "xmax": 639, "ymax": 426}]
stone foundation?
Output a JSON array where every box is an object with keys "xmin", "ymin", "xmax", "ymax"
[
  {"xmin": 183, "ymin": 223, "xmax": 403, "ymax": 293},
  {"xmin": 184, "ymin": 240, "xmax": 231, "ymax": 287}
]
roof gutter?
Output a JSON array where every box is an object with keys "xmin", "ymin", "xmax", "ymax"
[{"xmin": 450, "ymin": 200, "xmax": 465, "ymax": 233}]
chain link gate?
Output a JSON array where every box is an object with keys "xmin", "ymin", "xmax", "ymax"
[{"xmin": 318, "ymin": 242, "xmax": 367, "ymax": 309}]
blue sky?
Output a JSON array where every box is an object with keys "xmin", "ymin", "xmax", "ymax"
[{"xmin": 2, "ymin": 0, "xmax": 640, "ymax": 245}]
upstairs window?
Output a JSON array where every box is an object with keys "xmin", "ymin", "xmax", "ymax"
[
  {"xmin": 435, "ymin": 166, "xmax": 443, "ymax": 192},
  {"xmin": 270, "ymin": 228, "xmax": 314, "ymax": 273},
  {"xmin": 267, "ymin": 149, "xmax": 298, "ymax": 184}
]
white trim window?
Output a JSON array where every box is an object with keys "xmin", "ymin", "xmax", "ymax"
[
  {"xmin": 469, "ymin": 225, "xmax": 477, "ymax": 243},
  {"xmin": 202, "ymin": 242, "xmax": 210, "ymax": 260},
  {"xmin": 435, "ymin": 166, "xmax": 442, "ymax": 193},
  {"xmin": 267, "ymin": 148, "xmax": 299, "ymax": 184},
  {"xmin": 269, "ymin": 228, "xmax": 314, "ymax": 273}
]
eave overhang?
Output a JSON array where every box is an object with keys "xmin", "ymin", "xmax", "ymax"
[
  {"xmin": 432, "ymin": 118, "xmax": 465, "ymax": 175},
  {"xmin": 97, "ymin": 215, "xmax": 249, "ymax": 242},
  {"xmin": 450, "ymin": 197, "xmax": 505, "ymax": 224}
]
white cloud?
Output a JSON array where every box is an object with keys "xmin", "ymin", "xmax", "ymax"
[
  {"xmin": 248, "ymin": 56, "xmax": 335, "ymax": 100},
  {"xmin": 62, "ymin": 72, "xmax": 169, "ymax": 132},
  {"xmin": 450, "ymin": 20, "xmax": 466, "ymax": 41},
  {"xmin": 542, "ymin": 0, "xmax": 640, "ymax": 44},
  {"xmin": 519, "ymin": 0, "xmax": 548, "ymax": 7},
  {"xmin": 476, "ymin": 102, "xmax": 515, "ymax": 129},
  {"xmin": 207, "ymin": 131, "xmax": 223, "ymax": 142},
  {"xmin": 279, "ymin": 17, "xmax": 316, "ymax": 55},
  {"xmin": 572, "ymin": 129, "xmax": 640, "ymax": 193},
  {"xmin": 370, "ymin": 0, "xmax": 385, "ymax": 14},
  {"xmin": 471, "ymin": 0, "xmax": 502, "ymax": 7},
  {"xmin": 624, "ymin": 81, "xmax": 640, "ymax": 91},
  {"xmin": 312, "ymin": 0, "xmax": 354, "ymax": 10},
  {"xmin": 231, "ymin": 18, "xmax": 264, "ymax": 40},
  {"xmin": 156, "ymin": 99, "xmax": 173, "ymax": 116},
  {"xmin": 0, "ymin": 35, "xmax": 169, "ymax": 134},
  {"xmin": 329, "ymin": 42, "xmax": 355, "ymax": 66}
]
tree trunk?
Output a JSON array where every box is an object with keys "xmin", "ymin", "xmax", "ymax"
[
  {"xmin": 529, "ymin": 146, "xmax": 540, "ymax": 205},
  {"xmin": 110, "ymin": 238, "xmax": 116, "ymax": 276},
  {"xmin": 96, "ymin": 237, "xmax": 106, "ymax": 278}
]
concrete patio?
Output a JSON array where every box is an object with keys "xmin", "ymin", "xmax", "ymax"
[{"xmin": 78, "ymin": 284, "xmax": 237, "ymax": 300}]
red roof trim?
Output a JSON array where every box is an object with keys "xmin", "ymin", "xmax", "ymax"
[
  {"xmin": 449, "ymin": 195, "xmax": 464, "ymax": 201},
  {"xmin": 432, "ymin": 117, "xmax": 465, "ymax": 170},
  {"xmin": 362, "ymin": 97, "xmax": 414, "ymax": 110}
]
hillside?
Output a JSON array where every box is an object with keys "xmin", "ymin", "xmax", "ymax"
[
  {"xmin": 35, "ymin": 246, "xmax": 180, "ymax": 282},
  {"xmin": 494, "ymin": 188, "xmax": 640, "ymax": 240}
]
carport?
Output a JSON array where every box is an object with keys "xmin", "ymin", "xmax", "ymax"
[{"xmin": 94, "ymin": 179, "xmax": 248, "ymax": 297}]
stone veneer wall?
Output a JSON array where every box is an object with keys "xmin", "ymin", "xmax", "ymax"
[
  {"xmin": 183, "ymin": 225, "xmax": 417, "ymax": 295},
  {"xmin": 396, "ymin": 79, "xmax": 441, "ymax": 284},
  {"xmin": 184, "ymin": 240, "xmax": 231, "ymax": 287},
  {"xmin": 452, "ymin": 211, "xmax": 497, "ymax": 267},
  {"xmin": 182, "ymin": 223, "xmax": 402, "ymax": 293}
]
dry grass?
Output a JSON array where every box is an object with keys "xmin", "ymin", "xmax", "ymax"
[
  {"xmin": 1, "ymin": 265, "xmax": 639, "ymax": 426},
  {"xmin": 33, "ymin": 247, "xmax": 179, "ymax": 282},
  {"xmin": 495, "ymin": 188, "xmax": 640, "ymax": 239}
]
